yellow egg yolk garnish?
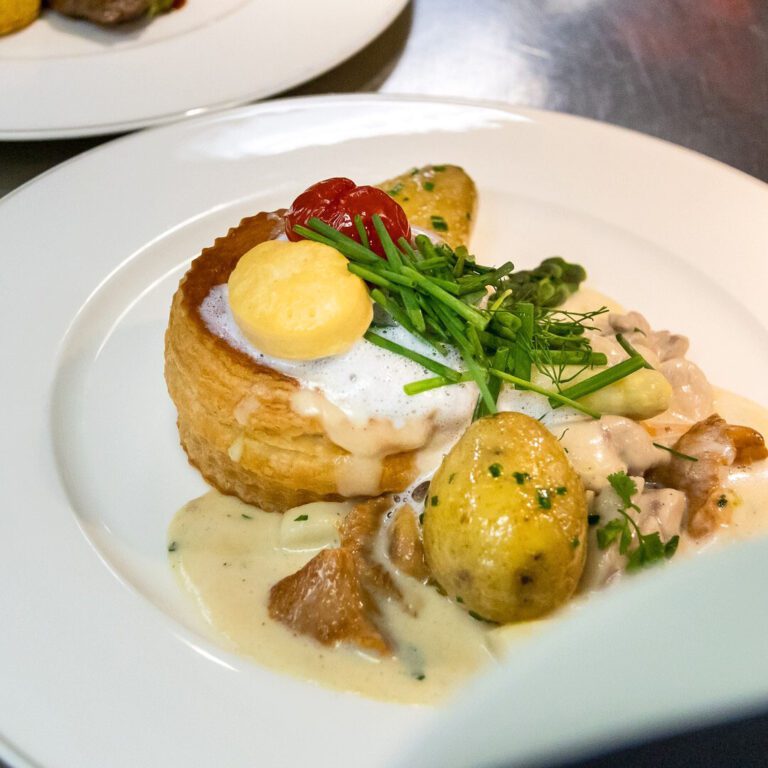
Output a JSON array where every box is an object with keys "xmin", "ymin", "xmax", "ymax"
[{"xmin": 227, "ymin": 239, "xmax": 373, "ymax": 360}]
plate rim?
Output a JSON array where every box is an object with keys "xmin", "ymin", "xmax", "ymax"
[
  {"xmin": 5, "ymin": 90, "xmax": 768, "ymax": 186},
  {"xmin": 0, "ymin": 0, "xmax": 409, "ymax": 140},
  {"xmin": 2, "ymin": 93, "xmax": 768, "ymax": 768}
]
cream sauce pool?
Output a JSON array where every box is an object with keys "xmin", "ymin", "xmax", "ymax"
[{"xmin": 168, "ymin": 492, "xmax": 491, "ymax": 705}]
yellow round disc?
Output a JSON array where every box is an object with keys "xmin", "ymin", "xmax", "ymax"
[
  {"xmin": 0, "ymin": 0, "xmax": 40, "ymax": 35},
  {"xmin": 228, "ymin": 239, "xmax": 373, "ymax": 360}
]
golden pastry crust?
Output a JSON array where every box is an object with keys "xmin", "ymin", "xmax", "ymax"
[{"xmin": 164, "ymin": 211, "xmax": 418, "ymax": 512}]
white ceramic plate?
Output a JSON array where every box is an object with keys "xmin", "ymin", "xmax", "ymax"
[
  {"xmin": 0, "ymin": 0, "xmax": 407, "ymax": 139},
  {"xmin": 1, "ymin": 95, "xmax": 767, "ymax": 768}
]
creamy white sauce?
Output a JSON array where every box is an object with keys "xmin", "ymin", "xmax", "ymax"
[
  {"xmin": 168, "ymin": 492, "xmax": 491, "ymax": 705},
  {"xmin": 705, "ymin": 388, "xmax": 768, "ymax": 541},
  {"xmin": 176, "ymin": 283, "xmax": 768, "ymax": 702}
]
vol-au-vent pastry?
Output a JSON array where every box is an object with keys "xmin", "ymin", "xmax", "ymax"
[{"xmin": 164, "ymin": 166, "xmax": 478, "ymax": 512}]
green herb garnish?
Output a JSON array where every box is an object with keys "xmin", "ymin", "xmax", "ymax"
[
  {"xmin": 537, "ymin": 489, "xmax": 552, "ymax": 509},
  {"xmin": 468, "ymin": 610, "xmax": 494, "ymax": 623},
  {"xmin": 596, "ymin": 472, "xmax": 679, "ymax": 571},
  {"xmin": 241, "ymin": 513, "xmax": 253, "ymax": 520},
  {"xmin": 513, "ymin": 472, "xmax": 529, "ymax": 484},
  {"xmin": 294, "ymin": 514, "xmax": 309, "ymax": 522},
  {"xmin": 295, "ymin": 216, "xmax": 615, "ymax": 420},
  {"xmin": 717, "ymin": 494, "xmax": 728, "ymax": 508},
  {"xmin": 431, "ymin": 496, "xmax": 439, "ymax": 507},
  {"xmin": 653, "ymin": 442, "xmax": 699, "ymax": 462},
  {"xmin": 430, "ymin": 215, "xmax": 449, "ymax": 232},
  {"xmin": 423, "ymin": 181, "xmax": 435, "ymax": 192},
  {"xmin": 167, "ymin": 541, "xmax": 177, "ymax": 552},
  {"xmin": 489, "ymin": 463, "xmax": 503, "ymax": 477}
]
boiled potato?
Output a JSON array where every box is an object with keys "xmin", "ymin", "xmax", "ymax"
[
  {"xmin": 423, "ymin": 412, "xmax": 587, "ymax": 623},
  {"xmin": 228, "ymin": 240, "xmax": 372, "ymax": 360},
  {"xmin": 376, "ymin": 164, "xmax": 477, "ymax": 248}
]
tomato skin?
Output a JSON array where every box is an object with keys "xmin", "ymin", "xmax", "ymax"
[{"xmin": 285, "ymin": 178, "xmax": 411, "ymax": 256}]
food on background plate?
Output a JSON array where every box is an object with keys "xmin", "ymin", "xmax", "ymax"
[
  {"xmin": 50, "ymin": 0, "xmax": 177, "ymax": 24},
  {"xmin": 0, "ymin": 0, "xmax": 180, "ymax": 35},
  {"xmin": 0, "ymin": 0, "xmax": 40, "ymax": 34},
  {"xmin": 165, "ymin": 164, "xmax": 768, "ymax": 704}
]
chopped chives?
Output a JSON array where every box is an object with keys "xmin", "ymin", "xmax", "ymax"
[
  {"xmin": 430, "ymin": 215, "xmax": 449, "ymax": 232},
  {"xmin": 556, "ymin": 355, "xmax": 646, "ymax": 404},
  {"xmin": 616, "ymin": 333, "xmax": 653, "ymax": 369},
  {"xmin": 365, "ymin": 331, "xmax": 462, "ymax": 381},
  {"xmin": 653, "ymin": 442, "xmax": 699, "ymax": 462},
  {"xmin": 489, "ymin": 369, "xmax": 600, "ymax": 418},
  {"xmin": 401, "ymin": 266, "xmax": 488, "ymax": 330},
  {"xmin": 353, "ymin": 214, "xmax": 370, "ymax": 248},
  {"xmin": 513, "ymin": 303, "xmax": 535, "ymax": 384}
]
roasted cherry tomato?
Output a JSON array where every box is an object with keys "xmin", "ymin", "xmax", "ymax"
[{"xmin": 285, "ymin": 177, "xmax": 411, "ymax": 257}]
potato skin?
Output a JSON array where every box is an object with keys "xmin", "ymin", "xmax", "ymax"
[
  {"xmin": 376, "ymin": 164, "xmax": 477, "ymax": 248},
  {"xmin": 423, "ymin": 412, "xmax": 587, "ymax": 623}
]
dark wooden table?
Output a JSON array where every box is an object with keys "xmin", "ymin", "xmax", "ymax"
[{"xmin": 2, "ymin": 1, "xmax": 767, "ymax": 766}]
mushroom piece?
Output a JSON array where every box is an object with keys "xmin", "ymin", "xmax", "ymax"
[{"xmin": 648, "ymin": 414, "xmax": 767, "ymax": 538}]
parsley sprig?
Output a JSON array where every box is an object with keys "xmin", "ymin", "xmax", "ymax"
[{"xmin": 596, "ymin": 472, "xmax": 679, "ymax": 572}]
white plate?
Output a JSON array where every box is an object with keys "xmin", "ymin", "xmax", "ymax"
[
  {"xmin": 1, "ymin": 95, "xmax": 767, "ymax": 768},
  {"xmin": 0, "ymin": 0, "xmax": 407, "ymax": 139}
]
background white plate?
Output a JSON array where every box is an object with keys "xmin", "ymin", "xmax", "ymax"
[
  {"xmin": 1, "ymin": 95, "xmax": 767, "ymax": 768},
  {"xmin": 0, "ymin": 0, "xmax": 407, "ymax": 139}
]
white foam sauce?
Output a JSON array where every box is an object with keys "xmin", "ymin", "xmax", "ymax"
[
  {"xmin": 201, "ymin": 283, "xmax": 476, "ymax": 429},
  {"xmin": 200, "ymin": 283, "xmax": 598, "ymax": 495}
]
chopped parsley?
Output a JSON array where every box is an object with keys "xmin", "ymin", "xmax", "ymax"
[
  {"xmin": 556, "ymin": 486, "xmax": 568, "ymax": 495},
  {"xmin": 513, "ymin": 471, "xmax": 529, "ymax": 485},
  {"xmin": 167, "ymin": 541, "xmax": 177, "ymax": 552},
  {"xmin": 433, "ymin": 164, "xmax": 446, "ymax": 172},
  {"xmin": 596, "ymin": 471, "xmax": 679, "ymax": 572},
  {"xmin": 431, "ymin": 495, "xmax": 439, "ymax": 507},
  {"xmin": 536, "ymin": 489, "xmax": 552, "ymax": 510},
  {"xmin": 388, "ymin": 182, "xmax": 404, "ymax": 196},
  {"xmin": 489, "ymin": 463, "xmax": 503, "ymax": 477},
  {"xmin": 241, "ymin": 513, "xmax": 253, "ymax": 520},
  {"xmin": 414, "ymin": 673, "xmax": 426, "ymax": 681},
  {"xmin": 571, "ymin": 537, "xmax": 580, "ymax": 548},
  {"xmin": 468, "ymin": 610, "xmax": 494, "ymax": 623},
  {"xmin": 430, "ymin": 215, "xmax": 449, "ymax": 232},
  {"xmin": 423, "ymin": 181, "xmax": 435, "ymax": 192},
  {"xmin": 294, "ymin": 514, "xmax": 309, "ymax": 522}
]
